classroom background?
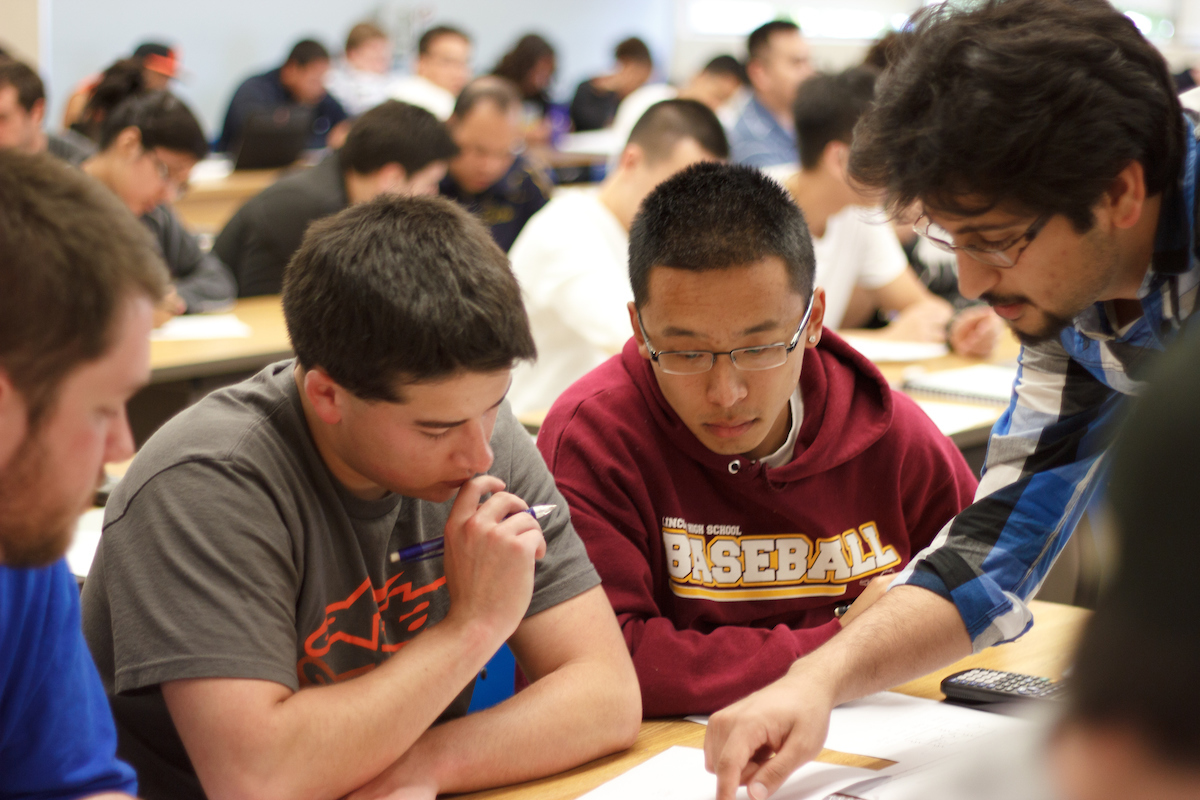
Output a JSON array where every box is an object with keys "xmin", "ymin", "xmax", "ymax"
[{"xmin": 1, "ymin": 0, "xmax": 1195, "ymax": 141}]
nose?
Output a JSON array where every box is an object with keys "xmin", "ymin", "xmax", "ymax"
[
  {"xmin": 954, "ymin": 253, "xmax": 999, "ymax": 301},
  {"xmin": 105, "ymin": 406, "xmax": 136, "ymax": 465},
  {"xmin": 705, "ymin": 355, "xmax": 748, "ymax": 409},
  {"xmin": 454, "ymin": 419, "xmax": 494, "ymax": 475}
]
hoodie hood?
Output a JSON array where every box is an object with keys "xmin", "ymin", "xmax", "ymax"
[{"xmin": 621, "ymin": 329, "xmax": 894, "ymax": 484}]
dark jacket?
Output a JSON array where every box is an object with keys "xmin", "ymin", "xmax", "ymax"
[{"xmin": 216, "ymin": 68, "xmax": 348, "ymax": 152}]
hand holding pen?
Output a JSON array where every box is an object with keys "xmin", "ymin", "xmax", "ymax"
[
  {"xmin": 431, "ymin": 475, "xmax": 549, "ymax": 643},
  {"xmin": 390, "ymin": 504, "xmax": 556, "ymax": 564}
]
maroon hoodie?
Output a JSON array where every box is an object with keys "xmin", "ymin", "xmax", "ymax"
[{"xmin": 538, "ymin": 332, "xmax": 977, "ymax": 717}]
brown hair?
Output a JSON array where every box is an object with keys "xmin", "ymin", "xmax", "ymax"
[
  {"xmin": 345, "ymin": 22, "xmax": 388, "ymax": 55},
  {"xmin": 283, "ymin": 194, "xmax": 534, "ymax": 401},
  {"xmin": 0, "ymin": 151, "xmax": 168, "ymax": 425}
]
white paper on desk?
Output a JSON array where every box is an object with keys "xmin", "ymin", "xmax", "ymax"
[
  {"xmin": 68, "ymin": 507, "xmax": 106, "ymax": 578},
  {"xmin": 841, "ymin": 337, "xmax": 949, "ymax": 363},
  {"xmin": 187, "ymin": 155, "xmax": 234, "ymax": 183},
  {"xmin": 578, "ymin": 746, "xmax": 877, "ymax": 800},
  {"xmin": 824, "ymin": 692, "xmax": 1028, "ymax": 768},
  {"xmin": 913, "ymin": 400, "xmax": 1002, "ymax": 437},
  {"xmin": 151, "ymin": 314, "xmax": 252, "ymax": 341}
]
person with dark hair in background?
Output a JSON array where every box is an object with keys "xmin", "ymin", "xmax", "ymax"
[
  {"xmin": 61, "ymin": 41, "xmax": 179, "ymax": 130},
  {"xmin": 0, "ymin": 56, "xmax": 96, "ymax": 164},
  {"xmin": 492, "ymin": 33, "xmax": 557, "ymax": 144},
  {"xmin": 728, "ymin": 20, "xmax": 813, "ymax": 169},
  {"xmin": 69, "ymin": 58, "xmax": 148, "ymax": 143},
  {"xmin": 216, "ymin": 100, "xmax": 457, "ymax": 297},
  {"xmin": 82, "ymin": 193, "xmax": 641, "ymax": 800},
  {"xmin": 217, "ymin": 39, "xmax": 349, "ymax": 153},
  {"xmin": 537, "ymin": 161, "xmax": 977, "ymax": 717},
  {"xmin": 390, "ymin": 25, "xmax": 473, "ymax": 121},
  {"xmin": 0, "ymin": 149, "xmax": 168, "ymax": 799},
  {"xmin": 508, "ymin": 99, "xmax": 729, "ymax": 415},
  {"xmin": 784, "ymin": 67, "xmax": 1000, "ymax": 356},
  {"xmin": 439, "ymin": 76, "xmax": 551, "ymax": 252},
  {"xmin": 325, "ymin": 22, "xmax": 396, "ymax": 116},
  {"xmin": 569, "ymin": 37, "xmax": 653, "ymax": 132},
  {"xmin": 704, "ymin": 2, "xmax": 1200, "ymax": 797},
  {"xmin": 82, "ymin": 91, "xmax": 236, "ymax": 319}
]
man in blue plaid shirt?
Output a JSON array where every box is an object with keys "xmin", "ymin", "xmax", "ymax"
[{"xmin": 703, "ymin": 1, "xmax": 1200, "ymax": 797}]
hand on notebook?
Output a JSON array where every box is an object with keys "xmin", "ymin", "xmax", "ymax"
[{"xmin": 705, "ymin": 670, "xmax": 835, "ymax": 800}]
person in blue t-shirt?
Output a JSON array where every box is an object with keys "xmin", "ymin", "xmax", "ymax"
[{"xmin": 0, "ymin": 149, "xmax": 168, "ymax": 798}]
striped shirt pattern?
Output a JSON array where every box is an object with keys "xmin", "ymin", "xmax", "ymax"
[{"xmin": 898, "ymin": 116, "xmax": 1200, "ymax": 650}]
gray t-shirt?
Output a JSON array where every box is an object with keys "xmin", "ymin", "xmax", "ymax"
[{"xmin": 81, "ymin": 360, "xmax": 600, "ymax": 800}]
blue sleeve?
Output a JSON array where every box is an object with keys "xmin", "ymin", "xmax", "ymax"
[{"xmin": 0, "ymin": 561, "xmax": 137, "ymax": 799}]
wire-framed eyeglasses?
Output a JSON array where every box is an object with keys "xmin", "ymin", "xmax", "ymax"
[
  {"xmin": 913, "ymin": 213, "xmax": 1049, "ymax": 268},
  {"xmin": 636, "ymin": 292, "xmax": 816, "ymax": 376}
]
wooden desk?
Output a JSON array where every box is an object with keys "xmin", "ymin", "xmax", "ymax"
[
  {"xmin": 461, "ymin": 600, "xmax": 1087, "ymax": 800},
  {"xmin": 150, "ymin": 295, "xmax": 291, "ymax": 383},
  {"xmin": 174, "ymin": 168, "xmax": 285, "ymax": 233},
  {"xmin": 131, "ymin": 296, "xmax": 291, "ymax": 445}
]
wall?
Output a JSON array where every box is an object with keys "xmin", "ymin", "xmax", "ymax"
[{"xmin": 44, "ymin": 0, "xmax": 673, "ymax": 139}]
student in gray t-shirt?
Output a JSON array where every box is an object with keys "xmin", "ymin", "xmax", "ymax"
[{"xmin": 82, "ymin": 195, "xmax": 642, "ymax": 800}]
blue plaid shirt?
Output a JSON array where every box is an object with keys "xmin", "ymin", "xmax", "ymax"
[
  {"xmin": 898, "ymin": 116, "xmax": 1200, "ymax": 650},
  {"xmin": 728, "ymin": 95, "xmax": 798, "ymax": 169}
]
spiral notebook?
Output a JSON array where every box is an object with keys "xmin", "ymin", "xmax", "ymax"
[{"xmin": 901, "ymin": 364, "xmax": 1017, "ymax": 405}]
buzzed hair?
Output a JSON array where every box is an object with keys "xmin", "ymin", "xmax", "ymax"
[
  {"xmin": 701, "ymin": 54, "xmax": 746, "ymax": 83},
  {"xmin": 419, "ymin": 25, "xmax": 470, "ymax": 55},
  {"xmin": 0, "ymin": 151, "xmax": 167, "ymax": 425},
  {"xmin": 452, "ymin": 75, "xmax": 521, "ymax": 119},
  {"xmin": 0, "ymin": 57, "xmax": 44, "ymax": 112},
  {"xmin": 283, "ymin": 195, "xmax": 535, "ymax": 401},
  {"xmin": 629, "ymin": 162, "xmax": 814, "ymax": 308},
  {"xmin": 626, "ymin": 98, "xmax": 729, "ymax": 163},
  {"xmin": 747, "ymin": 20, "xmax": 800, "ymax": 62},
  {"xmin": 286, "ymin": 39, "xmax": 330, "ymax": 67},
  {"xmin": 615, "ymin": 37, "xmax": 651, "ymax": 65}
]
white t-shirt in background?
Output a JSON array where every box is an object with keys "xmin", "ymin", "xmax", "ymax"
[
  {"xmin": 508, "ymin": 190, "xmax": 633, "ymax": 416},
  {"xmin": 812, "ymin": 205, "xmax": 909, "ymax": 329},
  {"xmin": 389, "ymin": 75, "xmax": 456, "ymax": 120}
]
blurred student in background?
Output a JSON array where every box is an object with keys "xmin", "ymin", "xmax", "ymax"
[
  {"xmin": 0, "ymin": 57, "xmax": 95, "ymax": 165},
  {"xmin": 492, "ymin": 33, "xmax": 557, "ymax": 145},
  {"xmin": 390, "ymin": 25, "xmax": 473, "ymax": 121},
  {"xmin": 325, "ymin": 22, "xmax": 395, "ymax": 116},
  {"xmin": 569, "ymin": 37, "xmax": 653, "ymax": 132}
]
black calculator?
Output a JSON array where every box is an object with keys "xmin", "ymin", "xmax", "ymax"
[{"xmin": 940, "ymin": 668, "xmax": 1065, "ymax": 703}]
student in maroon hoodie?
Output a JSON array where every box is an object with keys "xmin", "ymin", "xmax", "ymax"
[{"xmin": 537, "ymin": 162, "xmax": 978, "ymax": 717}]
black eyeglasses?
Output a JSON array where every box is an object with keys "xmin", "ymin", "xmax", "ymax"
[
  {"xmin": 636, "ymin": 292, "xmax": 815, "ymax": 375},
  {"xmin": 913, "ymin": 213, "xmax": 1049, "ymax": 268}
]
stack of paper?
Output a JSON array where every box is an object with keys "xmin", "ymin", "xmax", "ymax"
[
  {"xmin": 841, "ymin": 337, "xmax": 949, "ymax": 363},
  {"xmin": 151, "ymin": 314, "xmax": 252, "ymax": 341}
]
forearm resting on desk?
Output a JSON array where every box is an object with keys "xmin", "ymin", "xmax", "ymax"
[
  {"xmin": 162, "ymin": 614, "xmax": 503, "ymax": 800},
  {"xmin": 704, "ymin": 586, "xmax": 972, "ymax": 800},
  {"xmin": 346, "ymin": 586, "xmax": 643, "ymax": 799}
]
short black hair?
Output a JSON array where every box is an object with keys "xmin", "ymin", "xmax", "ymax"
[
  {"xmin": 615, "ymin": 37, "xmax": 651, "ymax": 65},
  {"xmin": 418, "ymin": 25, "xmax": 470, "ymax": 56},
  {"xmin": 626, "ymin": 98, "xmax": 728, "ymax": 162},
  {"xmin": 286, "ymin": 39, "xmax": 330, "ymax": 68},
  {"xmin": 0, "ymin": 57, "xmax": 44, "ymax": 112},
  {"xmin": 452, "ymin": 75, "xmax": 521, "ymax": 119},
  {"xmin": 794, "ymin": 67, "xmax": 876, "ymax": 171},
  {"xmin": 848, "ymin": 0, "xmax": 1184, "ymax": 232},
  {"xmin": 283, "ymin": 195, "xmax": 535, "ymax": 401},
  {"xmin": 747, "ymin": 20, "xmax": 800, "ymax": 62},
  {"xmin": 99, "ymin": 90, "xmax": 209, "ymax": 161},
  {"xmin": 701, "ymin": 54, "xmax": 746, "ymax": 83},
  {"xmin": 1068, "ymin": 328, "xmax": 1200, "ymax": 771},
  {"xmin": 340, "ymin": 100, "xmax": 457, "ymax": 175},
  {"xmin": 629, "ymin": 162, "xmax": 814, "ymax": 308},
  {"xmin": 0, "ymin": 151, "xmax": 167, "ymax": 425}
]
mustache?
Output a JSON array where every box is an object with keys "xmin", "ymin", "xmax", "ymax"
[{"xmin": 980, "ymin": 291, "xmax": 1032, "ymax": 307}]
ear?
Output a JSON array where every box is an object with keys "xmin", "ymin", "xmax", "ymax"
[
  {"xmin": 30, "ymin": 98, "xmax": 46, "ymax": 127},
  {"xmin": 302, "ymin": 366, "xmax": 347, "ymax": 426},
  {"xmin": 804, "ymin": 287, "xmax": 826, "ymax": 349},
  {"xmin": 822, "ymin": 141, "xmax": 850, "ymax": 178},
  {"xmin": 379, "ymin": 162, "xmax": 408, "ymax": 193},
  {"xmin": 745, "ymin": 59, "xmax": 767, "ymax": 91},
  {"xmin": 627, "ymin": 301, "xmax": 652, "ymax": 361},
  {"xmin": 114, "ymin": 125, "xmax": 144, "ymax": 159},
  {"xmin": 0, "ymin": 369, "xmax": 29, "ymax": 473},
  {"xmin": 618, "ymin": 141, "xmax": 645, "ymax": 173},
  {"xmin": 1104, "ymin": 161, "xmax": 1147, "ymax": 230}
]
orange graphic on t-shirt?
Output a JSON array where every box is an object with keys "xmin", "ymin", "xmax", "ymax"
[{"xmin": 297, "ymin": 572, "xmax": 446, "ymax": 686}]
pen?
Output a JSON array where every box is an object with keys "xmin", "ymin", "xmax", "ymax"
[{"xmin": 389, "ymin": 504, "xmax": 557, "ymax": 564}]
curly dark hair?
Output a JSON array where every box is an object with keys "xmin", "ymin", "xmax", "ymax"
[{"xmin": 848, "ymin": 0, "xmax": 1184, "ymax": 232}]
